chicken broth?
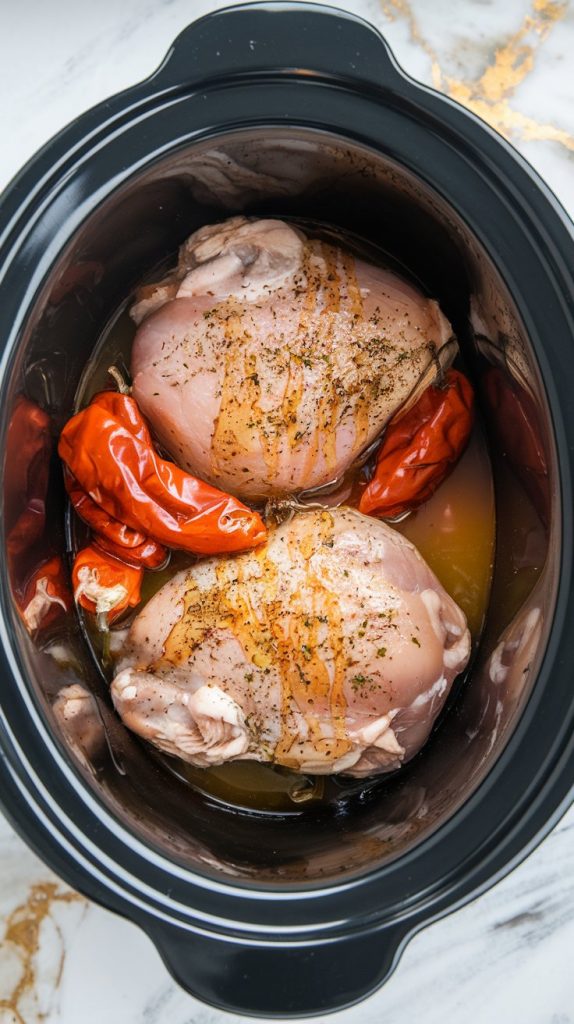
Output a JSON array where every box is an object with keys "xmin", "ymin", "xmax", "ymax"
[{"xmin": 73, "ymin": 223, "xmax": 495, "ymax": 815}]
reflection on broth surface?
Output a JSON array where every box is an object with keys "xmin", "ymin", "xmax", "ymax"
[
  {"xmin": 394, "ymin": 427, "xmax": 494, "ymax": 640},
  {"xmin": 72, "ymin": 223, "xmax": 495, "ymax": 815}
]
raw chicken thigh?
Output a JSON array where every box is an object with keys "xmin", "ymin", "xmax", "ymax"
[
  {"xmin": 111, "ymin": 507, "xmax": 470, "ymax": 777},
  {"xmin": 131, "ymin": 217, "xmax": 454, "ymax": 500}
]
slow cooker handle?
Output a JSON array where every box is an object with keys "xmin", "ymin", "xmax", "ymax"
[
  {"xmin": 151, "ymin": 2, "xmax": 407, "ymax": 93},
  {"xmin": 148, "ymin": 919, "xmax": 407, "ymax": 1016}
]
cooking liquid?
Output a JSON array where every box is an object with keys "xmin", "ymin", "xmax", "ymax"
[{"xmin": 75, "ymin": 228, "xmax": 496, "ymax": 814}]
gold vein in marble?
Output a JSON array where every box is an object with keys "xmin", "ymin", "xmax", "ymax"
[
  {"xmin": 0, "ymin": 882, "xmax": 85, "ymax": 1023},
  {"xmin": 382, "ymin": 0, "xmax": 574, "ymax": 152}
]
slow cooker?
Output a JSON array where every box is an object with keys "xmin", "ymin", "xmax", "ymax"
[{"xmin": 1, "ymin": 2, "xmax": 573, "ymax": 1017}]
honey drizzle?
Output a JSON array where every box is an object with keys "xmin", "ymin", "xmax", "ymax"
[
  {"xmin": 283, "ymin": 246, "xmax": 318, "ymax": 458},
  {"xmin": 299, "ymin": 243, "xmax": 370, "ymax": 485},
  {"xmin": 341, "ymin": 247, "xmax": 364, "ymax": 319},
  {"xmin": 312, "ymin": 244, "xmax": 342, "ymax": 480},
  {"xmin": 273, "ymin": 520, "xmax": 325, "ymax": 764},
  {"xmin": 307, "ymin": 512, "xmax": 350, "ymax": 755},
  {"xmin": 160, "ymin": 556, "xmax": 276, "ymax": 673},
  {"xmin": 341, "ymin": 248, "xmax": 371, "ymax": 453},
  {"xmin": 205, "ymin": 239, "xmax": 384, "ymax": 495},
  {"xmin": 210, "ymin": 310, "xmax": 259, "ymax": 476},
  {"xmin": 158, "ymin": 510, "xmax": 351, "ymax": 766},
  {"xmin": 275, "ymin": 511, "xmax": 350, "ymax": 764}
]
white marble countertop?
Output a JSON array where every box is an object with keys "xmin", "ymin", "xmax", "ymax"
[{"xmin": 1, "ymin": 1, "xmax": 574, "ymax": 1021}]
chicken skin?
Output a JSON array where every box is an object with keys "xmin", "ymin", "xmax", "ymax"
[
  {"xmin": 111, "ymin": 508, "xmax": 470, "ymax": 777},
  {"xmin": 131, "ymin": 217, "xmax": 454, "ymax": 500}
]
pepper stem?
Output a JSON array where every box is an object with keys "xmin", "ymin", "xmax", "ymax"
[
  {"xmin": 430, "ymin": 343, "xmax": 445, "ymax": 389},
  {"xmin": 433, "ymin": 337, "xmax": 458, "ymax": 390},
  {"xmin": 107, "ymin": 365, "xmax": 131, "ymax": 394},
  {"xmin": 96, "ymin": 611, "xmax": 110, "ymax": 634},
  {"xmin": 264, "ymin": 497, "xmax": 329, "ymax": 526}
]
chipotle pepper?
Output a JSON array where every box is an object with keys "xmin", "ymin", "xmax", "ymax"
[
  {"xmin": 72, "ymin": 545, "xmax": 142, "ymax": 623},
  {"xmin": 6, "ymin": 396, "xmax": 52, "ymax": 567},
  {"xmin": 92, "ymin": 532, "xmax": 167, "ymax": 569},
  {"xmin": 65, "ymin": 472, "xmax": 167, "ymax": 568},
  {"xmin": 359, "ymin": 369, "xmax": 474, "ymax": 520},
  {"xmin": 19, "ymin": 556, "xmax": 71, "ymax": 633},
  {"xmin": 65, "ymin": 472, "xmax": 148, "ymax": 548},
  {"xmin": 59, "ymin": 392, "xmax": 267, "ymax": 555}
]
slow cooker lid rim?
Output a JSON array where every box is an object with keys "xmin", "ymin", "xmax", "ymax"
[
  {"xmin": 3, "ymin": 109, "xmax": 574, "ymax": 398},
  {"xmin": 2, "ymin": 92, "xmax": 574, "ymax": 384}
]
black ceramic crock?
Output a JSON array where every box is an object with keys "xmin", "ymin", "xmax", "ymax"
[{"xmin": 1, "ymin": 2, "xmax": 574, "ymax": 1017}]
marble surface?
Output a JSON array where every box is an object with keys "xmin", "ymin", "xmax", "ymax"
[{"xmin": 1, "ymin": 0, "xmax": 574, "ymax": 1021}]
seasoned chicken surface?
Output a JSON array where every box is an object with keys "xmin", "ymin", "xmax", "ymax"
[
  {"xmin": 111, "ymin": 508, "xmax": 470, "ymax": 777},
  {"xmin": 131, "ymin": 217, "xmax": 454, "ymax": 500}
]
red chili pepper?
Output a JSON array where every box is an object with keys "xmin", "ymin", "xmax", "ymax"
[
  {"xmin": 359, "ymin": 369, "xmax": 474, "ymax": 519},
  {"xmin": 58, "ymin": 392, "xmax": 267, "ymax": 555},
  {"xmin": 93, "ymin": 532, "xmax": 167, "ymax": 569},
  {"xmin": 65, "ymin": 472, "xmax": 148, "ymax": 548},
  {"xmin": 72, "ymin": 546, "xmax": 142, "ymax": 623},
  {"xmin": 65, "ymin": 471, "xmax": 168, "ymax": 568},
  {"xmin": 5, "ymin": 397, "xmax": 52, "ymax": 564},
  {"xmin": 483, "ymin": 365, "xmax": 549, "ymax": 525},
  {"xmin": 19, "ymin": 556, "xmax": 71, "ymax": 633}
]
